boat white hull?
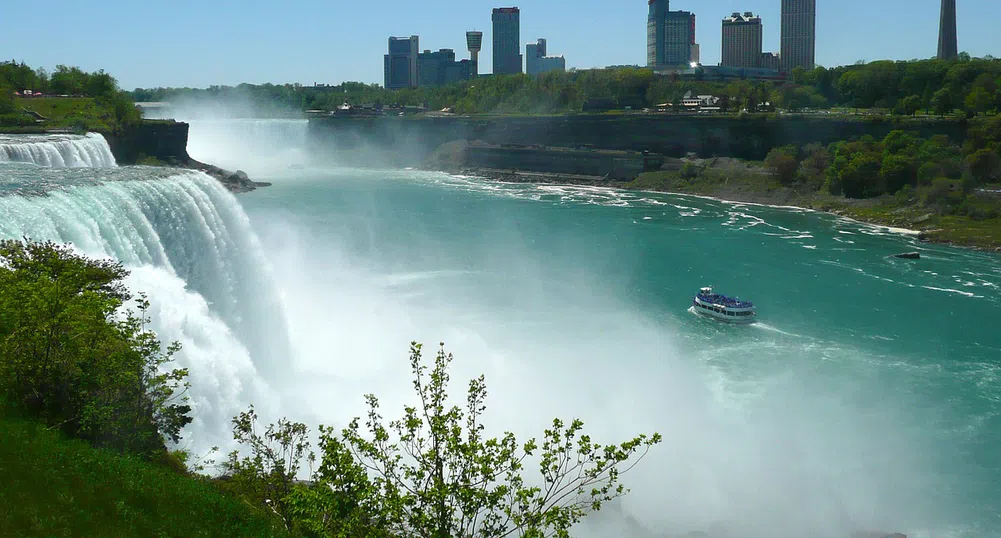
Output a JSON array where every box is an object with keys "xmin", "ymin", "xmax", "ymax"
[{"xmin": 692, "ymin": 307, "xmax": 757, "ymax": 324}]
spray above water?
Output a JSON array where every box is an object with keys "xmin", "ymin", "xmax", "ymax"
[{"xmin": 144, "ymin": 99, "xmax": 310, "ymax": 177}]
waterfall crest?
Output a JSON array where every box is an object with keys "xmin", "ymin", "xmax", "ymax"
[{"xmin": 0, "ymin": 133, "xmax": 118, "ymax": 168}]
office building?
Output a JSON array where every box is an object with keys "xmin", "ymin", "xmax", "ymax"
[
  {"xmin": 780, "ymin": 0, "xmax": 815, "ymax": 71},
  {"xmin": 384, "ymin": 36, "xmax": 419, "ymax": 89},
  {"xmin": 492, "ymin": 7, "xmax": 522, "ymax": 74},
  {"xmin": 664, "ymin": 10, "xmax": 694, "ymax": 67},
  {"xmin": 417, "ymin": 49, "xmax": 476, "ymax": 87},
  {"xmin": 938, "ymin": 0, "xmax": 958, "ymax": 60},
  {"xmin": 759, "ymin": 52, "xmax": 781, "ymax": 70},
  {"xmin": 526, "ymin": 38, "xmax": 566, "ymax": 77},
  {"xmin": 648, "ymin": 1, "xmax": 695, "ymax": 68},
  {"xmin": 466, "ymin": 31, "xmax": 483, "ymax": 76},
  {"xmin": 647, "ymin": 0, "xmax": 669, "ymax": 67},
  {"xmin": 722, "ymin": 12, "xmax": 763, "ymax": 69}
]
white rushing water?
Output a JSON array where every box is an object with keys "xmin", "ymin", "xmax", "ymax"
[
  {"xmin": 0, "ymin": 169, "xmax": 288, "ymax": 451},
  {"xmin": 0, "ymin": 133, "xmax": 118, "ymax": 168}
]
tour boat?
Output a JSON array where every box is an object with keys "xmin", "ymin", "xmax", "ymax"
[{"xmin": 692, "ymin": 286, "xmax": 757, "ymax": 323}]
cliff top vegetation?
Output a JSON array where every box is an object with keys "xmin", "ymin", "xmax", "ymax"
[{"xmin": 0, "ymin": 61, "xmax": 141, "ymax": 132}]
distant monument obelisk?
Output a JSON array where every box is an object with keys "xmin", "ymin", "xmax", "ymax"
[{"xmin": 937, "ymin": 0, "xmax": 958, "ymax": 60}]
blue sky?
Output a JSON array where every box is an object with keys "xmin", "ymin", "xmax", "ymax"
[{"xmin": 1, "ymin": 0, "xmax": 998, "ymax": 90}]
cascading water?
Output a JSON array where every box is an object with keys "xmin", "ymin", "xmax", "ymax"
[
  {"xmin": 0, "ymin": 167, "xmax": 289, "ymax": 450},
  {"xmin": 0, "ymin": 133, "xmax": 118, "ymax": 168}
]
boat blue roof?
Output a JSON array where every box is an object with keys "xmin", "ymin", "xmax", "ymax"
[{"xmin": 696, "ymin": 290, "xmax": 754, "ymax": 308}]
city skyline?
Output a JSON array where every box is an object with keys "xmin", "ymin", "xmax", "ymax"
[{"xmin": 0, "ymin": 0, "xmax": 997, "ymax": 89}]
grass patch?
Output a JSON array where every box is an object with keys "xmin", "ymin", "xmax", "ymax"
[
  {"xmin": 14, "ymin": 97, "xmax": 113, "ymax": 131},
  {"xmin": 628, "ymin": 166, "xmax": 783, "ymax": 198},
  {"xmin": 0, "ymin": 405, "xmax": 286, "ymax": 537}
]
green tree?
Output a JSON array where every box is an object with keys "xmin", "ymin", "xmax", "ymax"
[
  {"xmin": 880, "ymin": 153, "xmax": 919, "ymax": 193},
  {"xmin": 966, "ymin": 149, "xmax": 1001, "ymax": 184},
  {"xmin": 0, "ymin": 240, "xmax": 191, "ymax": 458},
  {"xmin": 965, "ymin": 86, "xmax": 992, "ymax": 116},
  {"xmin": 680, "ymin": 161, "xmax": 700, "ymax": 179},
  {"xmin": 895, "ymin": 95, "xmax": 922, "ymax": 116},
  {"xmin": 764, "ymin": 145, "xmax": 800, "ymax": 184},
  {"xmin": 931, "ymin": 88, "xmax": 954, "ymax": 115},
  {"xmin": 0, "ymin": 83, "xmax": 14, "ymax": 114},
  {"xmin": 837, "ymin": 152, "xmax": 883, "ymax": 198},
  {"xmin": 230, "ymin": 343, "xmax": 661, "ymax": 538},
  {"xmin": 798, "ymin": 143, "xmax": 831, "ymax": 188}
]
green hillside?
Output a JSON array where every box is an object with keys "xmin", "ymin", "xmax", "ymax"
[{"xmin": 0, "ymin": 405, "xmax": 286, "ymax": 538}]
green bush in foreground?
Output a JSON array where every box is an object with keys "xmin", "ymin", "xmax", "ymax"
[
  {"xmin": 226, "ymin": 342, "xmax": 662, "ymax": 538},
  {"xmin": 0, "ymin": 239, "xmax": 191, "ymax": 459}
]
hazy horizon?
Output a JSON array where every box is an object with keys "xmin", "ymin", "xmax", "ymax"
[{"xmin": 1, "ymin": 0, "xmax": 998, "ymax": 90}]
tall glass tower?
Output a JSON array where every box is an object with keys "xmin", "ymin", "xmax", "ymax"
[{"xmin": 492, "ymin": 7, "xmax": 522, "ymax": 75}]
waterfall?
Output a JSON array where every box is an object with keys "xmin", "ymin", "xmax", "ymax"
[
  {"xmin": 0, "ymin": 170, "xmax": 289, "ymax": 450},
  {"xmin": 0, "ymin": 133, "xmax": 118, "ymax": 168}
]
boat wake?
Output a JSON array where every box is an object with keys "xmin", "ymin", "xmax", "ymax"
[{"xmin": 751, "ymin": 322, "xmax": 809, "ymax": 339}]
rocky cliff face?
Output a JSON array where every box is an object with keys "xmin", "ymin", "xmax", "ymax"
[
  {"xmin": 101, "ymin": 121, "xmax": 192, "ymax": 164},
  {"xmin": 308, "ymin": 115, "xmax": 968, "ymax": 166},
  {"xmin": 101, "ymin": 121, "xmax": 269, "ymax": 193}
]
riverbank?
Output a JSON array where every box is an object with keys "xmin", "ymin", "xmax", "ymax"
[{"xmin": 434, "ymin": 161, "xmax": 1001, "ymax": 253}]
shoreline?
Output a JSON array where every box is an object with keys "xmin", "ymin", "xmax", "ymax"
[{"xmin": 435, "ymin": 166, "xmax": 996, "ymax": 253}]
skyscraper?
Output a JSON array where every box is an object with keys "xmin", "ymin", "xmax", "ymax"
[
  {"xmin": 384, "ymin": 36, "xmax": 419, "ymax": 89},
  {"xmin": 721, "ymin": 12, "xmax": 763, "ymax": 69},
  {"xmin": 647, "ymin": 0, "xmax": 694, "ymax": 68},
  {"xmin": 492, "ymin": 7, "xmax": 522, "ymax": 75},
  {"xmin": 780, "ymin": 0, "xmax": 816, "ymax": 72},
  {"xmin": 647, "ymin": 0, "xmax": 669, "ymax": 67},
  {"xmin": 938, "ymin": 0, "xmax": 958, "ymax": 60}
]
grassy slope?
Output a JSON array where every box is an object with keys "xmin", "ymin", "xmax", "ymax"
[
  {"xmin": 13, "ymin": 97, "xmax": 113, "ymax": 130},
  {"xmin": 627, "ymin": 168, "xmax": 1001, "ymax": 251},
  {"xmin": 0, "ymin": 407, "xmax": 285, "ymax": 537}
]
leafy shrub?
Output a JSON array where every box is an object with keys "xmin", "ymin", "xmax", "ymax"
[
  {"xmin": 225, "ymin": 343, "xmax": 662, "ymax": 538},
  {"xmin": 764, "ymin": 145, "xmax": 799, "ymax": 184},
  {"xmin": 680, "ymin": 161, "xmax": 699, "ymax": 179},
  {"xmin": 0, "ymin": 240, "xmax": 191, "ymax": 458}
]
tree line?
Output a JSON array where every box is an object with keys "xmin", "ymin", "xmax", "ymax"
[{"xmin": 129, "ymin": 56, "xmax": 1001, "ymax": 117}]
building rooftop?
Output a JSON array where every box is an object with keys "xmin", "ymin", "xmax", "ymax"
[{"xmin": 723, "ymin": 12, "xmax": 760, "ymax": 23}]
